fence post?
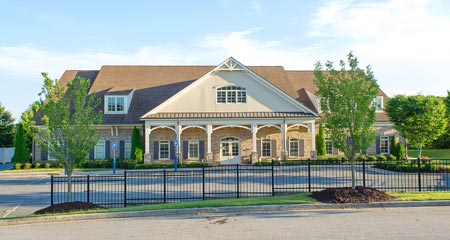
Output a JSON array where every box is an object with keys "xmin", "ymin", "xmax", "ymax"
[
  {"xmin": 51, "ymin": 175, "xmax": 54, "ymax": 206},
  {"xmin": 163, "ymin": 170, "xmax": 167, "ymax": 203},
  {"xmin": 236, "ymin": 164, "xmax": 240, "ymax": 198},
  {"xmin": 363, "ymin": 157, "xmax": 366, "ymax": 188},
  {"xmin": 124, "ymin": 170, "xmax": 127, "ymax": 207},
  {"xmin": 271, "ymin": 160, "xmax": 275, "ymax": 196},
  {"xmin": 417, "ymin": 157, "xmax": 422, "ymax": 192},
  {"xmin": 308, "ymin": 160, "xmax": 311, "ymax": 192},
  {"xmin": 87, "ymin": 175, "xmax": 90, "ymax": 203},
  {"xmin": 202, "ymin": 166, "xmax": 205, "ymax": 200}
]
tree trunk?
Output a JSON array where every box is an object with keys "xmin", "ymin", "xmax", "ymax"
[
  {"xmin": 351, "ymin": 156, "xmax": 356, "ymax": 189},
  {"xmin": 67, "ymin": 169, "xmax": 72, "ymax": 202}
]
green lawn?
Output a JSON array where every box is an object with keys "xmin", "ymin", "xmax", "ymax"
[
  {"xmin": 389, "ymin": 192, "xmax": 450, "ymax": 201},
  {"xmin": 2, "ymin": 168, "xmax": 113, "ymax": 174},
  {"xmin": 408, "ymin": 149, "xmax": 450, "ymax": 159}
]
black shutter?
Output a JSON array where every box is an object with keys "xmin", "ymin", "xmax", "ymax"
[
  {"xmin": 105, "ymin": 141, "xmax": 111, "ymax": 159},
  {"xmin": 271, "ymin": 140, "xmax": 277, "ymax": 158},
  {"xmin": 299, "ymin": 139, "xmax": 305, "ymax": 157},
  {"xmin": 89, "ymin": 149, "xmax": 94, "ymax": 160},
  {"xmin": 183, "ymin": 141, "xmax": 188, "ymax": 160},
  {"xmin": 119, "ymin": 140, "xmax": 125, "ymax": 159},
  {"xmin": 257, "ymin": 140, "xmax": 261, "ymax": 157},
  {"xmin": 153, "ymin": 142, "xmax": 159, "ymax": 160},
  {"xmin": 199, "ymin": 141, "xmax": 205, "ymax": 160},
  {"xmin": 170, "ymin": 141, "xmax": 175, "ymax": 160},
  {"xmin": 41, "ymin": 146, "xmax": 48, "ymax": 161},
  {"xmin": 376, "ymin": 136, "xmax": 381, "ymax": 154}
]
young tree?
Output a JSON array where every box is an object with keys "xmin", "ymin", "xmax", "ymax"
[
  {"xmin": 397, "ymin": 142, "xmax": 406, "ymax": 159},
  {"xmin": 390, "ymin": 135, "xmax": 398, "ymax": 158},
  {"xmin": 429, "ymin": 91, "xmax": 450, "ymax": 149},
  {"xmin": 13, "ymin": 123, "xmax": 29, "ymax": 163},
  {"xmin": 385, "ymin": 95, "xmax": 447, "ymax": 159},
  {"xmin": 37, "ymin": 73, "xmax": 102, "ymax": 202},
  {"xmin": 0, "ymin": 102, "xmax": 15, "ymax": 147},
  {"xmin": 20, "ymin": 101, "xmax": 40, "ymax": 154},
  {"xmin": 316, "ymin": 123, "xmax": 326, "ymax": 156},
  {"xmin": 314, "ymin": 52, "xmax": 379, "ymax": 189},
  {"xmin": 131, "ymin": 126, "xmax": 143, "ymax": 162}
]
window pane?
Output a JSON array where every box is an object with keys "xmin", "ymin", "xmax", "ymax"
[
  {"xmin": 380, "ymin": 136, "xmax": 389, "ymax": 154},
  {"xmin": 217, "ymin": 91, "xmax": 226, "ymax": 103},
  {"xmin": 262, "ymin": 139, "xmax": 271, "ymax": 157},
  {"xmin": 222, "ymin": 142, "xmax": 229, "ymax": 156},
  {"xmin": 108, "ymin": 97, "xmax": 116, "ymax": 112},
  {"xmin": 289, "ymin": 139, "xmax": 299, "ymax": 157},
  {"xmin": 160, "ymin": 141, "xmax": 169, "ymax": 159},
  {"xmin": 325, "ymin": 138, "xmax": 333, "ymax": 155},
  {"xmin": 125, "ymin": 140, "xmax": 132, "ymax": 159},
  {"xmin": 95, "ymin": 140, "xmax": 106, "ymax": 159},
  {"xmin": 116, "ymin": 97, "xmax": 125, "ymax": 111},
  {"xmin": 227, "ymin": 91, "xmax": 236, "ymax": 103},
  {"xmin": 237, "ymin": 91, "xmax": 246, "ymax": 103},
  {"xmin": 231, "ymin": 142, "xmax": 239, "ymax": 156},
  {"xmin": 188, "ymin": 140, "xmax": 199, "ymax": 159}
]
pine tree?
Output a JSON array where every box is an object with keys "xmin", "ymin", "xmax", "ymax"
[
  {"xmin": 316, "ymin": 123, "xmax": 326, "ymax": 156},
  {"xmin": 13, "ymin": 123, "xmax": 29, "ymax": 163},
  {"xmin": 390, "ymin": 135, "xmax": 398, "ymax": 158},
  {"xmin": 131, "ymin": 127, "xmax": 143, "ymax": 162},
  {"xmin": 397, "ymin": 142, "xmax": 406, "ymax": 159}
]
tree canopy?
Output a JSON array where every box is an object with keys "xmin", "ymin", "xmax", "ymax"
[
  {"xmin": 37, "ymin": 73, "xmax": 102, "ymax": 201},
  {"xmin": 385, "ymin": 94, "xmax": 447, "ymax": 158},
  {"xmin": 0, "ymin": 102, "xmax": 15, "ymax": 147},
  {"xmin": 314, "ymin": 51, "xmax": 379, "ymax": 188}
]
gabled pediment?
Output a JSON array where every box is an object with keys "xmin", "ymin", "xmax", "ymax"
[{"xmin": 141, "ymin": 57, "xmax": 319, "ymax": 119}]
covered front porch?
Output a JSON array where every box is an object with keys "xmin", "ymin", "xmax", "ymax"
[{"xmin": 142, "ymin": 113, "xmax": 317, "ymax": 165}]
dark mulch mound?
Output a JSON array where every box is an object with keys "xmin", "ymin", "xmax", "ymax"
[
  {"xmin": 311, "ymin": 186, "xmax": 396, "ymax": 203},
  {"xmin": 34, "ymin": 201, "xmax": 105, "ymax": 215}
]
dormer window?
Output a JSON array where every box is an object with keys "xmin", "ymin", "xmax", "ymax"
[
  {"xmin": 107, "ymin": 96, "xmax": 125, "ymax": 113},
  {"xmin": 216, "ymin": 86, "xmax": 247, "ymax": 104}
]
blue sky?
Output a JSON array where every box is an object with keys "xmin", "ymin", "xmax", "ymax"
[{"xmin": 1, "ymin": 0, "xmax": 450, "ymax": 120}]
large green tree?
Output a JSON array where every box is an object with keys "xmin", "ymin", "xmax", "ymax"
[
  {"xmin": 13, "ymin": 123, "xmax": 29, "ymax": 163},
  {"xmin": 385, "ymin": 95, "xmax": 447, "ymax": 158},
  {"xmin": 37, "ymin": 73, "xmax": 102, "ymax": 202},
  {"xmin": 0, "ymin": 102, "xmax": 15, "ymax": 147},
  {"xmin": 428, "ymin": 91, "xmax": 450, "ymax": 149},
  {"xmin": 314, "ymin": 52, "xmax": 379, "ymax": 189}
]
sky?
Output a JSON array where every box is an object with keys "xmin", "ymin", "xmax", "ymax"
[{"xmin": 1, "ymin": 0, "xmax": 449, "ymax": 120}]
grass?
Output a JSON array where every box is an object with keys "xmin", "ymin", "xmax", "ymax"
[
  {"xmin": 389, "ymin": 192, "xmax": 450, "ymax": 201},
  {"xmin": 408, "ymin": 149, "xmax": 450, "ymax": 159},
  {"xmin": 2, "ymin": 168, "xmax": 113, "ymax": 174}
]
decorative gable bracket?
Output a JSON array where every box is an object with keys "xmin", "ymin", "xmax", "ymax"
[{"xmin": 213, "ymin": 57, "xmax": 248, "ymax": 73}]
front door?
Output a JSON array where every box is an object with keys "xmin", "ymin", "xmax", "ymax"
[{"xmin": 220, "ymin": 137, "xmax": 240, "ymax": 164}]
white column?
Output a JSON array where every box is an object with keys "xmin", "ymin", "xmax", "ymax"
[
  {"xmin": 281, "ymin": 121, "xmax": 287, "ymax": 161},
  {"xmin": 251, "ymin": 123, "xmax": 257, "ymax": 153},
  {"xmin": 176, "ymin": 122, "xmax": 182, "ymax": 158},
  {"xmin": 145, "ymin": 123, "xmax": 150, "ymax": 154},
  {"xmin": 309, "ymin": 121, "xmax": 317, "ymax": 160},
  {"xmin": 206, "ymin": 124, "xmax": 213, "ymax": 162}
]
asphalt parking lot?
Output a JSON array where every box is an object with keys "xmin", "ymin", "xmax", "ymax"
[{"xmin": 0, "ymin": 164, "xmax": 51, "ymax": 217}]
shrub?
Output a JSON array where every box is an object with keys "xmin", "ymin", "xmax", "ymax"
[
  {"xmin": 33, "ymin": 162, "xmax": 41, "ymax": 168},
  {"xmin": 135, "ymin": 148, "xmax": 143, "ymax": 163},
  {"xmin": 44, "ymin": 162, "xmax": 51, "ymax": 168},
  {"xmin": 390, "ymin": 135, "xmax": 398, "ymax": 158},
  {"xmin": 356, "ymin": 155, "xmax": 367, "ymax": 161},
  {"xmin": 24, "ymin": 163, "xmax": 32, "ymax": 170},
  {"xmin": 397, "ymin": 142, "xmax": 406, "ymax": 159},
  {"xmin": 99, "ymin": 160, "xmax": 112, "ymax": 168},
  {"xmin": 387, "ymin": 154, "xmax": 397, "ymax": 161},
  {"xmin": 377, "ymin": 155, "xmax": 387, "ymax": 161},
  {"xmin": 367, "ymin": 155, "xmax": 377, "ymax": 161},
  {"xmin": 14, "ymin": 163, "xmax": 22, "ymax": 170},
  {"xmin": 341, "ymin": 156, "xmax": 348, "ymax": 162}
]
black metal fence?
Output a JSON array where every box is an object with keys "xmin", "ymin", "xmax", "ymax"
[{"xmin": 51, "ymin": 159, "xmax": 450, "ymax": 208}]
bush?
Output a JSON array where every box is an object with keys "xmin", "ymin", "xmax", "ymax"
[
  {"xmin": 135, "ymin": 148, "xmax": 143, "ymax": 163},
  {"xmin": 397, "ymin": 142, "xmax": 406, "ymax": 159},
  {"xmin": 356, "ymin": 155, "xmax": 367, "ymax": 161},
  {"xmin": 341, "ymin": 156, "xmax": 348, "ymax": 161},
  {"xmin": 44, "ymin": 162, "xmax": 51, "ymax": 168},
  {"xmin": 24, "ymin": 163, "xmax": 32, "ymax": 170},
  {"xmin": 387, "ymin": 154, "xmax": 397, "ymax": 160},
  {"xmin": 367, "ymin": 155, "xmax": 377, "ymax": 161},
  {"xmin": 14, "ymin": 163, "xmax": 22, "ymax": 170},
  {"xmin": 377, "ymin": 155, "xmax": 387, "ymax": 161},
  {"xmin": 33, "ymin": 162, "xmax": 41, "ymax": 168}
]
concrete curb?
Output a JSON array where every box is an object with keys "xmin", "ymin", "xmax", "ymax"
[{"xmin": 1, "ymin": 200, "xmax": 450, "ymax": 226}]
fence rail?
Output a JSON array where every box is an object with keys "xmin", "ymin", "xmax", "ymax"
[{"xmin": 51, "ymin": 159, "xmax": 450, "ymax": 208}]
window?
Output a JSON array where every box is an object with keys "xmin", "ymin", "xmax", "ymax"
[
  {"xmin": 380, "ymin": 136, "xmax": 389, "ymax": 154},
  {"xmin": 289, "ymin": 139, "xmax": 299, "ymax": 157},
  {"xmin": 94, "ymin": 140, "xmax": 106, "ymax": 159},
  {"xmin": 325, "ymin": 138, "xmax": 333, "ymax": 155},
  {"xmin": 106, "ymin": 96, "xmax": 125, "ymax": 113},
  {"xmin": 261, "ymin": 139, "xmax": 271, "ymax": 158},
  {"xmin": 159, "ymin": 140, "xmax": 170, "ymax": 160},
  {"xmin": 125, "ymin": 140, "xmax": 132, "ymax": 159},
  {"xmin": 216, "ymin": 86, "xmax": 247, "ymax": 103},
  {"xmin": 188, "ymin": 140, "xmax": 199, "ymax": 159},
  {"xmin": 373, "ymin": 96, "xmax": 383, "ymax": 112}
]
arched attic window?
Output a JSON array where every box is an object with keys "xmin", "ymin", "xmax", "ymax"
[{"xmin": 216, "ymin": 86, "xmax": 247, "ymax": 104}]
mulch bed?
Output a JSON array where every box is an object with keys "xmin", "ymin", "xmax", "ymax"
[
  {"xmin": 34, "ymin": 201, "xmax": 105, "ymax": 215},
  {"xmin": 311, "ymin": 186, "xmax": 396, "ymax": 203}
]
